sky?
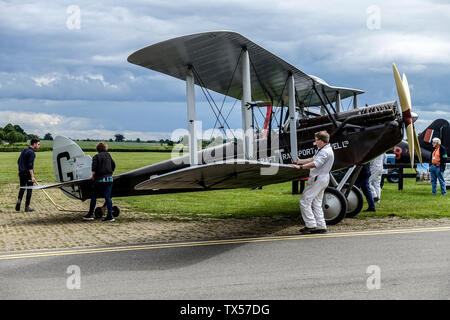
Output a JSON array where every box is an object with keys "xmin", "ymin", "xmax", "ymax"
[{"xmin": 0, "ymin": 0, "xmax": 449, "ymax": 141}]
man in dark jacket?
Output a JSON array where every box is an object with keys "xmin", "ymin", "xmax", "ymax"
[
  {"xmin": 83, "ymin": 142, "xmax": 116, "ymax": 221},
  {"xmin": 430, "ymin": 137, "xmax": 447, "ymax": 195},
  {"xmin": 355, "ymin": 163, "xmax": 376, "ymax": 212},
  {"xmin": 16, "ymin": 139, "xmax": 40, "ymax": 212}
]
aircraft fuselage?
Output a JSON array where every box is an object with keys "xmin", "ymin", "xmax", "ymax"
[{"xmin": 74, "ymin": 102, "xmax": 403, "ymax": 200}]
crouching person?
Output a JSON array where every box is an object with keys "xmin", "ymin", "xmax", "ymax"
[{"xmin": 83, "ymin": 142, "xmax": 116, "ymax": 222}]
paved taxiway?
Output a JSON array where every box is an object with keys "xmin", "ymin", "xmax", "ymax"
[{"xmin": 0, "ymin": 227, "xmax": 449, "ymax": 299}]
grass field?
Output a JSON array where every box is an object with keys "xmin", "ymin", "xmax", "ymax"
[{"xmin": 1, "ymin": 151, "xmax": 448, "ymax": 220}]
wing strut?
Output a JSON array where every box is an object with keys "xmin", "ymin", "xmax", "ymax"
[
  {"xmin": 288, "ymin": 73, "xmax": 298, "ymax": 162},
  {"xmin": 335, "ymin": 91, "xmax": 341, "ymax": 112},
  {"xmin": 241, "ymin": 48, "xmax": 253, "ymax": 159},
  {"xmin": 186, "ymin": 66, "xmax": 198, "ymax": 166}
]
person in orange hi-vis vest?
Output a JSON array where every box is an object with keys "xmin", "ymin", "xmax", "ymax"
[{"xmin": 430, "ymin": 137, "xmax": 447, "ymax": 195}]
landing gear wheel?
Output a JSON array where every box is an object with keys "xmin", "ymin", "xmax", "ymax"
[
  {"xmin": 387, "ymin": 170, "xmax": 399, "ymax": 183},
  {"xmin": 322, "ymin": 187, "xmax": 347, "ymax": 225},
  {"xmin": 94, "ymin": 207, "xmax": 104, "ymax": 219},
  {"xmin": 112, "ymin": 206, "xmax": 120, "ymax": 217},
  {"xmin": 341, "ymin": 183, "xmax": 364, "ymax": 218}
]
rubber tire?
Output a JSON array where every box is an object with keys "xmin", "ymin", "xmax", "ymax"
[
  {"xmin": 387, "ymin": 170, "xmax": 399, "ymax": 183},
  {"xmin": 322, "ymin": 187, "xmax": 347, "ymax": 225},
  {"xmin": 94, "ymin": 207, "xmax": 104, "ymax": 219},
  {"xmin": 341, "ymin": 184, "xmax": 364, "ymax": 218},
  {"xmin": 112, "ymin": 206, "xmax": 120, "ymax": 217}
]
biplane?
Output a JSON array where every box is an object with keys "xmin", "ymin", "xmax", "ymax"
[{"xmin": 25, "ymin": 31, "xmax": 422, "ymax": 225}]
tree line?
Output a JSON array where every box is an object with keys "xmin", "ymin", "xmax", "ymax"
[
  {"xmin": 0, "ymin": 124, "xmax": 174, "ymax": 146},
  {"xmin": 0, "ymin": 123, "xmax": 54, "ymax": 145}
]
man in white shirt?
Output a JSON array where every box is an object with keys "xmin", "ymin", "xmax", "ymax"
[{"xmin": 291, "ymin": 131, "xmax": 335, "ymax": 234}]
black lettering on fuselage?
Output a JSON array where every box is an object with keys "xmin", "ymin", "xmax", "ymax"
[{"xmin": 56, "ymin": 152, "xmax": 74, "ymax": 182}]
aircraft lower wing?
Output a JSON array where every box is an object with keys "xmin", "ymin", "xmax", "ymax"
[
  {"xmin": 134, "ymin": 160, "xmax": 304, "ymax": 190},
  {"xmin": 20, "ymin": 178, "xmax": 91, "ymax": 190}
]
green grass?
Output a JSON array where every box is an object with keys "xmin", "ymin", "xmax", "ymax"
[
  {"xmin": 116, "ymin": 177, "xmax": 449, "ymax": 220},
  {"xmin": 117, "ymin": 184, "xmax": 300, "ymax": 219},
  {"xmin": 366, "ymin": 181, "xmax": 449, "ymax": 219},
  {"xmin": 1, "ymin": 151, "xmax": 448, "ymax": 220}
]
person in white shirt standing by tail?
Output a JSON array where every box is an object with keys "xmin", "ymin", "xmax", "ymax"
[{"xmin": 291, "ymin": 131, "xmax": 335, "ymax": 234}]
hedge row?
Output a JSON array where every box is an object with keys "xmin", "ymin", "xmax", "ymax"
[{"xmin": 0, "ymin": 147, "xmax": 53, "ymax": 152}]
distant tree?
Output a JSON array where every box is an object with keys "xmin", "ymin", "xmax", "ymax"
[
  {"xmin": 6, "ymin": 131, "xmax": 24, "ymax": 145},
  {"xmin": 202, "ymin": 139, "xmax": 210, "ymax": 149},
  {"xmin": 3, "ymin": 123, "xmax": 15, "ymax": 134},
  {"xmin": 136, "ymin": 138, "xmax": 141, "ymax": 143},
  {"xmin": 0, "ymin": 129, "xmax": 5, "ymax": 141},
  {"xmin": 109, "ymin": 138, "xmax": 113, "ymax": 142},
  {"xmin": 27, "ymin": 134, "xmax": 40, "ymax": 141},
  {"xmin": 167, "ymin": 140, "xmax": 174, "ymax": 146},
  {"xmin": 43, "ymin": 133, "xmax": 53, "ymax": 140},
  {"xmin": 114, "ymin": 134, "xmax": 125, "ymax": 142},
  {"xmin": 13, "ymin": 125, "xmax": 25, "ymax": 135}
]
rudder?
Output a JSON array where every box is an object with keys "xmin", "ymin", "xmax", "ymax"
[
  {"xmin": 418, "ymin": 119, "xmax": 450, "ymax": 152},
  {"xmin": 53, "ymin": 136, "xmax": 92, "ymax": 199}
]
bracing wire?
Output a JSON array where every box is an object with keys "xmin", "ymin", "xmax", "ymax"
[{"xmin": 191, "ymin": 66, "xmax": 234, "ymax": 138}]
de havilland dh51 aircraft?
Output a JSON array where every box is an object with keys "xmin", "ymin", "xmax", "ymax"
[{"xmin": 26, "ymin": 31, "xmax": 423, "ymax": 225}]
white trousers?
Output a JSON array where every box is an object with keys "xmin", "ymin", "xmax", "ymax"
[
  {"xmin": 299, "ymin": 174, "xmax": 329, "ymax": 229},
  {"xmin": 369, "ymin": 167, "xmax": 383, "ymax": 199}
]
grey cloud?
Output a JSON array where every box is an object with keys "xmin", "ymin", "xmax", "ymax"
[{"xmin": 0, "ymin": 0, "xmax": 448, "ymax": 137}]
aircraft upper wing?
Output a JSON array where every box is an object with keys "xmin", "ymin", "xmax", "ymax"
[
  {"xmin": 128, "ymin": 31, "xmax": 363, "ymax": 107},
  {"xmin": 134, "ymin": 160, "xmax": 306, "ymax": 190}
]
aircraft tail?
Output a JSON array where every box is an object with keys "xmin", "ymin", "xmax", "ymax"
[
  {"xmin": 418, "ymin": 119, "xmax": 450, "ymax": 152},
  {"xmin": 53, "ymin": 136, "xmax": 92, "ymax": 199}
]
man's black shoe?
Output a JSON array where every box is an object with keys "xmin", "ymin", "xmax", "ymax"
[
  {"xmin": 311, "ymin": 228, "xmax": 327, "ymax": 234},
  {"xmin": 24, "ymin": 207, "xmax": 34, "ymax": 212},
  {"xmin": 15, "ymin": 202, "xmax": 20, "ymax": 212},
  {"xmin": 102, "ymin": 216, "xmax": 115, "ymax": 222},
  {"xmin": 363, "ymin": 208, "xmax": 376, "ymax": 212},
  {"xmin": 82, "ymin": 214, "xmax": 94, "ymax": 221},
  {"xmin": 299, "ymin": 227, "xmax": 315, "ymax": 235}
]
